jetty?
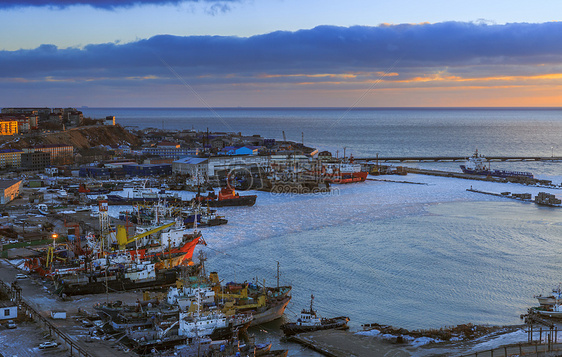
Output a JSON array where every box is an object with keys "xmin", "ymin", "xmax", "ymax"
[
  {"xmin": 356, "ymin": 156, "xmax": 562, "ymax": 163},
  {"xmin": 466, "ymin": 188, "xmax": 562, "ymax": 207}
]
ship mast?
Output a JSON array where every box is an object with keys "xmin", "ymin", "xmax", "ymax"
[{"xmin": 276, "ymin": 261, "xmax": 280, "ymax": 289}]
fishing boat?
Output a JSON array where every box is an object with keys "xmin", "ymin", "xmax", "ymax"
[
  {"xmin": 195, "ymin": 187, "xmax": 257, "ymax": 207},
  {"xmin": 167, "ymin": 264, "xmax": 291, "ymax": 326},
  {"xmin": 280, "ymin": 294, "xmax": 349, "ymax": 336},
  {"xmin": 53, "ymin": 257, "xmax": 201, "ymax": 296},
  {"xmin": 51, "ymin": 221, "xmax": 205, "ymax": 296},
  {"xmin": 535, "ymin": 285, "xmax": 562, "ymax": 306},
  {"xmin": 213, "ymin": 273, "xmax": 292, "ymax": 326},
  {"xmin": 124, "ymin": 290, "xmax": 252, "ymax": 354},
  {"xmin": 183, "ymin": 206, "xmax": 228, "ymax": 228},
  {"xmin": 460, "ymin": 149, "xmax": 534, "ymax": 178},
  {"xmin": 535, "ymin": 303, "xmax": 562, "ymax": 318}
]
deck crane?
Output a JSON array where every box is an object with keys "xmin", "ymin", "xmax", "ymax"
[{"xmin": 115, "ymin": 221, "xmax": 176, "ymax": 250}]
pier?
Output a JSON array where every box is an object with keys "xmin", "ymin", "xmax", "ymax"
[{"xmin": 356, "ymin": 156, "xmax": 562, "ymax": 163}]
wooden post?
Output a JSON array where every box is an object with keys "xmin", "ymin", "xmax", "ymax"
[{"xmin": 536, "ymin": 341, "xmax": 538, "ymax": 354}]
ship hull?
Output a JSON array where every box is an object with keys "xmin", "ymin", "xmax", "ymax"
[
  {"xmin": 55, "ymin": 265, "xmax": 200, "ymax": 296},
  {"xmin": 247, "ymin": 296, "xmax": 291, "ymax": 326},
  {"xmin": 55, "ymin": 268, "xmax": 179, "ymax": 296},
  {"xmin": 127, "ymin": 234, "xmax": 201, "ymax": 261},
  {"xmin": 460, "ymin": 165, "xmax": 533, "ymax": 178},
  {"xmin": 198, "ymin": 195, "xmax": 257, "ymax": 207},
  {"xmin": 326, "ymin": 171, "xmax": 368, "ymax": 184}
]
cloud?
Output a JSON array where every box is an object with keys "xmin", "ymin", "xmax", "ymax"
[
  {"xmin": 0, "ymin": 0, "xmax": 240, "ymax": 10},
  {"xmin": 2, "ymin": 21, "xmax": 562, "ymax": 94}
]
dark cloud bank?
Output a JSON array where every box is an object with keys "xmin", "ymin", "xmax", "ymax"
[
  {"xmin": 0, "ymin": 0, "xmax": 239, "ymax": 10},
  {"xmin": 2, "ymin": 21, "xmax": 562, "ymax": 82}
]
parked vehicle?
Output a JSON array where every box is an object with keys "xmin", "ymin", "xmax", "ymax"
[
  {"xmin": 6, "ymin": 320, "xmax": 16, "ymax": 329},
  {"xmin": 39, "ymin": 341, "xmax": 58, "ymax": 349},
  {"xmin": 16, "ymin": 274, "xmax": 27, "ymax": 279}
]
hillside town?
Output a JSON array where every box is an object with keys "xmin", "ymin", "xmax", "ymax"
[{"xmin": 0, "ymin": 107, "xmax": 371, "ymax": 357}]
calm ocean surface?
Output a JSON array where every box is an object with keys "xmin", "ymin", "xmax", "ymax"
[
  {"xmin": 88, "ymin": 108, "xmax": 562, "ymax": 349},
  {"xmin": 82, "ymin": 107, "xmax": 562, "ymax": 159}
]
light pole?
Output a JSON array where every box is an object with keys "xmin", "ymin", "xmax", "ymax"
[
  {"xmin": 52, "ymin": 233, "xmax": 58, "ymax": 250},
  {"xmin": 552, "ymin": 146, "xmax": 554, "ymax": 158}
]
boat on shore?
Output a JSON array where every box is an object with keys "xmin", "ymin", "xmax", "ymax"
[
  {"xmin": 280, "ymin": 294, "xmax": 349, "ymax": 336},
  {"xmin": 460, "ymin": 149, "xmax": 534, "ymax": 178}
]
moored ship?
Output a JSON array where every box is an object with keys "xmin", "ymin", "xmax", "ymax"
[
  {"xmin": 280, "ymin": 294, "xmax": 349, "ymax": 336},
  {"xmin": 195, "ymin": 187, "xmax": 257, "ymax": 207},
  {"xmin": 460, "ymin": 149, "xmax": 534, "ymax": 178},
  {"xmin": 321, "ymin": 157, "xmax": 368, "ymax": 184},
  {"xmin": 52, "ymin": 220, "xmax": 205, "ymax": 296}
]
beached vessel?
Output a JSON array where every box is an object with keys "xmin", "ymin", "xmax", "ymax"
[
  {"xmin": 280, "ymin": 294, "xmax": 349, "ymax": 336},
  {"xmin": 460, "ymin": 149, "xmax": 534, "ymax": 178}
]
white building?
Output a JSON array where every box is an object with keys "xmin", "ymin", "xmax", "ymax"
[
  {"xmin": 173, "ymin": 155, "xmax": 270, "ymax": 178},
  {"xmin": 207, "ymin": 155, "xmax": 270, "ymax": 176},
  {"xmin": 172, "ymin": 157, "xmax": 209, "ymax": 178},
  {"xmin": 0, "ymin": 302, "xmax": 17, "ymax": 320}
]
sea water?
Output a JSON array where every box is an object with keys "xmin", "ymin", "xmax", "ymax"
[{"xmin": 85, "ymin": 108, "xmax": 562, "ymax": 350}]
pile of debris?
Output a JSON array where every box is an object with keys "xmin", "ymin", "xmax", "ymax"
[{"xmin": 361, "ymin": 322, "xmax": 507, "ymax": 342}]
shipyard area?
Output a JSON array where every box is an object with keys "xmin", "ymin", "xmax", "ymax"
[{"xmin": 1, "ymin": 114, "xmax": 562, "ymax": 356}]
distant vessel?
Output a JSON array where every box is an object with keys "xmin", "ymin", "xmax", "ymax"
[
  {"xmin": 460, "ymin": 149, "xmax": 533, "ymax": 178},
  {"xmin": 280, "ymin": 294, "xmax": 349, "ymax": 336}
]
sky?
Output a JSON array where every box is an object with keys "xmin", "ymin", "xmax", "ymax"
[{"xmin": 1, "ymin": 0, "xmax": 562, "ymax": 107}]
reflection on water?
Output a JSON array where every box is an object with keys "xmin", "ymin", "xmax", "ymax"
[{"xmin": 207, "ymin": 201, "xmax": 562, "ymax": 331}]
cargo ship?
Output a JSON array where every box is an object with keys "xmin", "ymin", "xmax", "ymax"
[{"xmin": 460, "ymin": 149, "xmax": 533, "ymax": 178}]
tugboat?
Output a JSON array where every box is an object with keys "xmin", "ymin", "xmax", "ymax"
[
  {"xmin": 460, "ymin": 149, "xmax": 533, "ymax": 178},
  {"xmin": 280, "ymin": 295, "xmax": 349, "ymax": 336},
  {"xmin": 195, "ymin": 187, "xmax": 257, "ymax": 207}
]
